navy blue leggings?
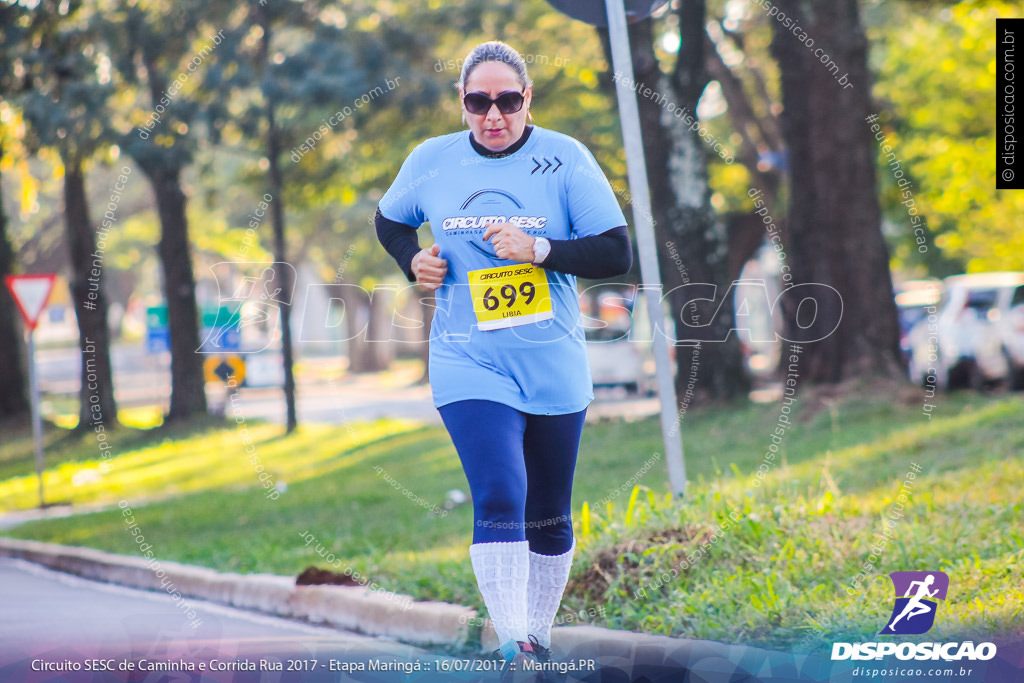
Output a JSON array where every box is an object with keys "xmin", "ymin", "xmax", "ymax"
[{"xmin": 438, "ymin": 400, "xmax": 586, "ymax": 556}]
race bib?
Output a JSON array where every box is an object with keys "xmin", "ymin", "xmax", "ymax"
[{"xmin": 466, "ymin": 263, "xmax": 554, "ymax": 331}]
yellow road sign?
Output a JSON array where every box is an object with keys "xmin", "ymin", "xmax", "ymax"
[{"xmin": 204, "ymin": 355, "xmax": 246, "ymax": 385}]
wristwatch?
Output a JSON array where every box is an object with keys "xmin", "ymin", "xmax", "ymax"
[{"xmin": 532, "ymin": 236, "xmax": 551, "ymax": 265}]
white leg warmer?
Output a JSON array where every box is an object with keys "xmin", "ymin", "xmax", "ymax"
[
  {"xmin": 469, "ymin": 541, "xmax": 530, "ymax": 646},
  {"xmin": 526, "ymin": 539, "xmax": 576, "ymax": 647}
]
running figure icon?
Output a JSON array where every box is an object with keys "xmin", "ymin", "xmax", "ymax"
[
  {"xmin": 887, "ymin": 574, "xmax": 938, "ymax": 631},
  {"xmin": 881, "ymin": 570, "xmax": 949, "ymax": 635}
]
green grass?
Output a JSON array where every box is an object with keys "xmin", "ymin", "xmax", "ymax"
[
  {"xmin": 565, "ymin": 392, "xmax": 1024, "ymax": 654},
  {"xmin": 2, "ymin": 385, "xmax": 1022, "ymax": 655}
]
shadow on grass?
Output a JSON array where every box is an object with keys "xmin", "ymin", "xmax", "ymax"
[
  {"xmin": 0, "ymin": 414, "xmax": 272, "ymax": 475},
  {"xmin": 4, "ymin": 421, "xmax": 467, "ymax": 579}
]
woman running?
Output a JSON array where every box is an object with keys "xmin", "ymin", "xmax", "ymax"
[{"xmin": 376, "ymin": 40, "xmax": 632, "ymax": 673}]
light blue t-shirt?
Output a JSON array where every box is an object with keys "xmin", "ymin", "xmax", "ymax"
[{"xmin": 379, "ymin": 126, "xmax": 626, "ymax": 414}]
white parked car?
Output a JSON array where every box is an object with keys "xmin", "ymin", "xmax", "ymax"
[
  {"xmin": 586, "ymin": 325, "xmax": 652, "ymax": 394},
  {"xmin": 582, "ymin": 288, "xmax": 655, "ymax": 395},
  {"xmin": 895, "ymin": 280, "xmax": 942, "ymax": 370},
  {"xmin": 907, "ymin": 273, "xmax": 1024, "ymax": 390},
  {"xmin": 974, "ymin": 277, "xmax": 1024, "ymax": 390}
]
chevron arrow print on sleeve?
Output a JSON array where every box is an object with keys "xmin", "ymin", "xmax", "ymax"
[{"xmin": 531, "ymin": 156, "xmax": 563, "ymax": 175}]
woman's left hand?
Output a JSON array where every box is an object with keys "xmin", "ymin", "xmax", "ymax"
[{"xmin": 483, "ymin": 222, "xmax": 536, "ymax": 263}]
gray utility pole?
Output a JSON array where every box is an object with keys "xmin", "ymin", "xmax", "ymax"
[{"xmin": 546, "ymin": 0, "xmax": 686, "ymax": 496}]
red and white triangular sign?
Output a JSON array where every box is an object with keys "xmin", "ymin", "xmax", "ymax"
[{"xmin": 5, "ymin": 274, "xmax": 57, "ymax": 331}]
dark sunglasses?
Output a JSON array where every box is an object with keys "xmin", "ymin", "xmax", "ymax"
[{"xmin": 463, "ymin": 90, "xmax": 525, "ymax": 116}]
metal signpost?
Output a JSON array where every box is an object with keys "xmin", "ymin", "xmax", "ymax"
[
  {"xmin": 5, "ymin": 273, "xmax": 57, "ymax": 508},
  {"xmin": 546, "ymin": 0, "xmax": 686, "ymax": 496}
]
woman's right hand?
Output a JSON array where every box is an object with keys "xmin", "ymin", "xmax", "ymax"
[{"xmin": 411, "ymin": 244, "xmax": 448, "ymax": 291}]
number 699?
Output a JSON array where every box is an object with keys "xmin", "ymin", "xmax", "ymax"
[{"xmin": 482, "ymin": 282, "xmax": 536, "ymax": 311}]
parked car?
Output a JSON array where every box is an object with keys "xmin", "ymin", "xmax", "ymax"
[
  {"xmin": 906, "ymin": 272, "xmax": 1024, "ymax": 390},
  {"xmin": 895, "ymin": 280, "xmax": 942, "ymax": 370},
  {"xmin": 974, "ymin": 277, "xmax": 1024, "ymax": 390},
  {"xmin": 586, "ymin": 324, "xmax": 652, "ymax": 394},
  {"xmin": 582, "ymin": 288, "xmax": 655, "ymax": 395}
]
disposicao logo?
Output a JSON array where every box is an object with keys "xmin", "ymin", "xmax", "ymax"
[
  {"xmin": 880, "ymin": 570, "xmax": 948, "ymax": 635},
  {"xmin": 831, "ymin": 570, "xmax": 997, "ymax": 662}
]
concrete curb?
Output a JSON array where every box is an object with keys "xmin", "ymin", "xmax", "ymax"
[
  {"xmin": 0, "ymin": 537, "xmax": 833, "ymax": 680},
  {"xmin": 0, "ymin": 537, "xmax": 473, "ymax": 647}
]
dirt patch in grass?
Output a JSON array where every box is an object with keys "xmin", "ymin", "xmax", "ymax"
[
  {"xmin": 295, "ymin": 565, "xmax": 363, "ymax": 586},
  {"xmin": 567, "ymin": 526, "xmax": 706, "ymax": 601},
  {"xmin": 796, "ymin": 377, "xmax": 923, "ymax": 424}
]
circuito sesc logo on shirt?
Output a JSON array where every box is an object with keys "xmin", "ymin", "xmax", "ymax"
[
  {"xmin": 879, "ymin": 570, "xmax": 949, "ymax": 635},
  {"xmin": 440, "ymin": 189, "xmax": 548, "ymax": 260}
]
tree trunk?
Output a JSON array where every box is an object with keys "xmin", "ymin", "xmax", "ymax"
[
  {"xmin": 0, "ymin": 143, "xmax": 30, "ymax": 420},
  {"xmin": 341, "ymin": 286, "xmax": 370, "ymax": 373},
  {"xmin": 344, "ymin": 286, "xmax": 392, "ymax": 374},
  {"xmin": 64, "ymin": 159, "xmax": 119, "ymax": 430},
  {"xmin": 604, "ymin": 1, "xmax": 750, "ymax": 404},
  {"xmin": 366, "ymin": 288, "xmax": 395, "ymax": 371},
  {"xmin": 130, "ymin": 22, "xmax": 208, "ymax": 422},
  {"xmin": 771, "ymin": 0, "xmax": 902, "ymax": 382},
  {"xmin": 144, "ymin": 163, "xmax": 208, "ymax": 421},
  {"xmin": 260, "ymin": 9, "xmax": 298, "ymax": 432}
]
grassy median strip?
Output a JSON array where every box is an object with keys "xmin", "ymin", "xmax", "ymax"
[{"xmin": 2, "ymin": 387, "xmax": 1021, "ymax": 654}]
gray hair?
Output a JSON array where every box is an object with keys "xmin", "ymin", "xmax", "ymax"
[{"xmin": 458, "ymin": 41, "xmax": 532, "ymax": 91}]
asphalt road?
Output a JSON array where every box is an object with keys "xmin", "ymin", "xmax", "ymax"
[
  {"xmin": 6, "ymin": 538, "xmax": 1020, "ymax": 683},
  {"xmin": 35, "ymin": 344, "xmax": 661, "ymax": 426},
  {"xmin": 0, "ymin": 557, "xmax": 462, "ymax": 683},
  {"xmin": 36, "ymin": 345, "xmax": 443, "ymax": 425},
  {"xmin": 0, "ymin": 558, "xmax": 786, "ymax": 683}
]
